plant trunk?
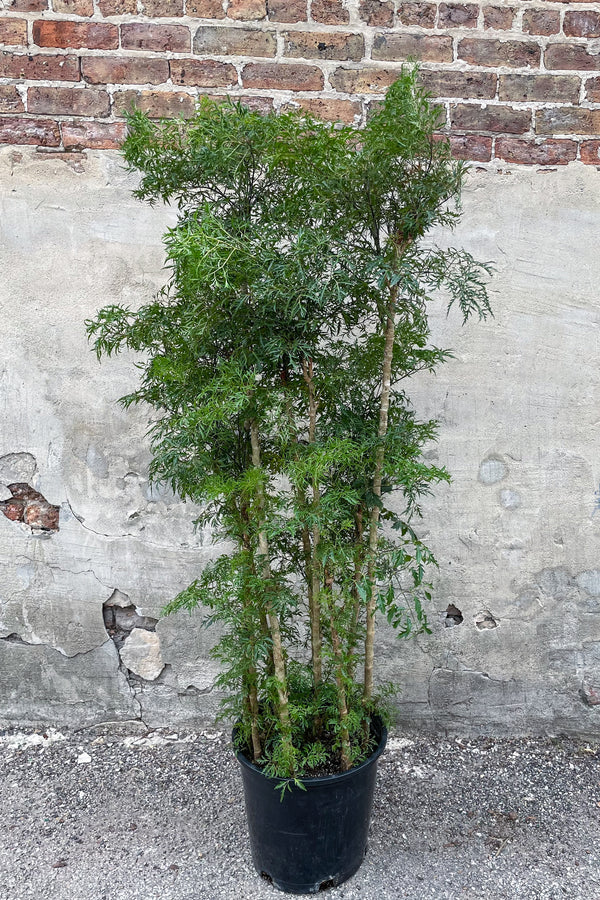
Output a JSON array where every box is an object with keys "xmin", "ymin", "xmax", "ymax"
[
  {"xmin": 249, "ymin": 419, "xmax": 294, "ymax": 765},
  {"xmin": 302, "ymin": 358, "xmax": 323, "ymax": 689},
  {"xmin": 363, "ymin": 285, "xmax": 399, "ymax": 711},
  {"xmin": 324, "ymin": 567, "xmax": 352, "ymax": 771}
]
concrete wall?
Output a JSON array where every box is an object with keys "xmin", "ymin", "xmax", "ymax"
[{"xmin": 1, "ymin": 145, "xmax": 599, "ymax": 735}]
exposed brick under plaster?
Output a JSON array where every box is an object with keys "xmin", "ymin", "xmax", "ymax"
[{"xmin": 1, "ymin": 2, "xmax": 600, "ymax": 165}]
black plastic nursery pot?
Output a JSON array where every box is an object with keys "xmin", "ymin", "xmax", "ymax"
[{"xmin": 234, "ymin": 719, "xmax": 388, "ymax": 895}]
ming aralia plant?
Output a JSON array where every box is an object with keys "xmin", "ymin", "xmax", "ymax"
[{"xmin": 87, "ymin": 69, "xmax": 491, "ymax": 781}]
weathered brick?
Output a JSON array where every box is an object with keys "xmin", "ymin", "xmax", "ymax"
[
  {"xmin": 193, "ymin": 26, "xmax": 276, "ymax": 56},
  {"xmin": 62, "ymin": 119, "xmax": 126, "ymax": 149},
  {"xmin": 28, "ymin": 86, "xmax": 110, "ymax": 116},
  {"xmin": 237, "ymin": 94, "xmax": 273, "ymax": 112},
  {"xmin": 52, "ymin": 0, "xmax": 93, "ymax": 15},
  {"xmin": 545, "ymin": 44, "xmax": 600, "ymax": 71},
  {"xmin": 23, "ymin": 500, "xmax": 59, "ymax": 531},
  {"xmin": 0, "ymin": 116, "xmax": 60, "ymax": 145},
  {"xmin": 448, "ymin": 133, "xmax": 492, "ymax": 161},
  {"xmin": 228, "ymin": 0, "xmax": 267, "ymax": 19},
  {"xmin": 5, "ymin": 0, "xmax": 47, "ymax": 10},
  {"xmin": 330, "ymin": 65, "xmax": 397, "ymax": 93},
  {"xmin": 0, "ymin": 52, "xmax": 80, "ymax": 81},
  {"xmin": 564, "ymin": 11, "xmax": 600, "ymax": 38},
  {"xmin": 359, "ymin": 0, "xmax": 393, "ymax": 27},
  {"xmin": 522, "ymin": 9, "xmax": 559, "ymax": 35},
  {"xmin": 267, "ymin": 0, "xmax": 306, "ymax": 22},
  {"xmin": 33, "ymin": 20, "xmax": 119, "ymax": 49},
  {"xmin": 585, "ymin": 77, "xmax": 600, "ymax": 102},
  {"xmin": 284, "ymin": 31, "xmax": 364, "ymax": 61},
  {"xmin": 82, "ymin": 56, "xmax": 170, "ymax": 85},
  {"xmin": 499, "ymin": 74, "xmax": 580, "ymax": 103},
  {"xmin": 241, "ymin": 62, "xmax": 323, "ymax": 90},
  {"xmin": 536, "ymin": 107, "xmax": 600, "ymax": 135},
  {"xmin": 438, "ymin": 3, "xmax": 478, "ymax": 28},
  {"xmin": 495, "ymin": 137, "xmax": 577, "ymax": 166},
  {"xmin": 283, "ymin": 96, "xmax": 361, "ymax": 123},
  {"xmin": 0, "ymin": 85, "xmax": 24, "ymax": 113},
  {"xmin": 0, "ymin": 18, "xmax": 27, "ymax": 45},
  {"xmin": 451, "ymin": 103, "xmax": 531, "ymax": 134},
  {"xmin": 580, "ymin": 141, "xmax": 600, "ymax": 165},
  {"xmin": 420, "ymin": 69, "xmax": 496, "ymax": 100},
  {"xmin": 142, "ymin": 0, "xmax": 185, "ymax": 14},
  {"xmin": 0, "ymin": 497, "xmax": 25, "ymax": 521},
  {"xmin": 398, "ymin": 2, "xmax": 436, "ymax": 27},
  {"xmin": 482, "ymin": 6, "xmax": 514, "ymax": 30},
  {"xmin": 98, "ymin": 0, "xmax": 137, "ymax": 13},
  {"xmin": 372, "ymin": 33, "xmax": 453, "ymax": 63},
  {"xmin": 113, "ymin": 89, "xmax": 196, "ymax": 118},
  {"xmin": 186, "ymin": 0, "xmax": 225, "ymax": 16},
  {"xmin": 170, "ymin": 58, "xmax": 237, "ymax": 86},
  {"xmin": 458, "ymin": 38, "xmax": 540, "ymax": 68},
  {"xmin": 122, "ymin": 23, "xmax": 190, "ymax": 51},
  {"xmin": 311, "ymin": 0, "xmax": 349, "ymax": 25}
]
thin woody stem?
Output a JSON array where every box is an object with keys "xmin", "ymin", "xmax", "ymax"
[
  {"xmin": 249, "ymin": 419, "xmax": 294, "ymax": 765},
  {"xmin": 302, "ymin": 358, "xmax": 323, "ymax": 689}
]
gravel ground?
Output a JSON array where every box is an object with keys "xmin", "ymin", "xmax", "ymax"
[{"xmin": 0, "ymin": 724, "xmax": 599, "ymax": 900}]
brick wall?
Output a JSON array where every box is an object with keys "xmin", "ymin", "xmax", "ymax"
[{"xmin": 1, "ymin": 0, "xmax": 599, "ymax": 164}]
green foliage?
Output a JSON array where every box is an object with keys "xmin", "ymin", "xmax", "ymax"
[{"xmin": 87, "ymin": 67, "xmax": 491, "ymax": 780}]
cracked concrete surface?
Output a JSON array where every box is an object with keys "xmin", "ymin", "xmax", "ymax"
[{"xmin": 1, "ymin": 147, "xmax": 600, "ymax": 735}]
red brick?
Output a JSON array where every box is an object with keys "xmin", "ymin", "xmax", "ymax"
[
  {"xmin": 98, "ymin": 0, "xmax": 137, "ymax": 12},
  {"xmin": 33, "ymin": 20, "xmax": 118, "ymax": 49},
  {"xmin": 483, "ymin": 6, "xmax": 514, "ymax": 30},
  {"xmin": 82, "ymin": 56, "xmax": 169, "ymax": 85},
  {"xmin": 372, "ymin": 33, "xmax": 453, "ymax": 63},
  {"xmin": 330, "ymin": 65, "xmax": 397, "ymax": 93},
  {"xmin": 237, "ymin": 94, "xmax": 273, "ymax": 112},
  {"xmin": 113, "ymin": 89, "xmax": 195, "ymax": 118},
  {"xmin": 495, "ymin": 137, "xmax": 577, "ymax": 166},
  {"xmin": 284, "ymin": 31, "xmax": 364, "ymax": 61},
  {"xmin": 0, "ymin": 52, "xmax": 80, "ymax": 81},
  {"xmin": 4, "ymin": 0, "xmax": 47, "ymax": 9},
  {"xmin": 545, "ymin": 44, "xmax": 600, "ymax": 71},
  {"xmin": 536, "ymin": 107, "xmax": 600, "ymax": 135},
  {"xmin": 522, "ymin": 9, "xmax": 559, "ymax": 35},
  {"xmin": 170, "ymin": 58, "xmax": 237, "ymax": 86},
  {"xmin": 585, "ymin": 77, "xmax": 600, "ymax": 102},
  {"xmin": 448, "ymin": 133, "xmax": 492, "ymax": 161},
  {"xmin": 228, "ymin": 0, "xmax": 267, "ymax": 19},
  {"xmin": 499, "ymin": 74, "xmax": 580, "ymax": 103},
  {"xmin": 242, "ymin": 62, "xmax": 323, "ymax": 90},
  {"xmin": 283, "ymin": 96, "xmax": 361, "ymax": 122},
  {"xmin": 0, "ymin": 116, "xmax": 60, "ymax": 145},
  {"xmin": 359, "ymin": 0, "xmax": 393, "ymax": 27},
  {"xmin": 458, "ymin": 38, "xmax": 540, "ymax": 68},
  {"xmin": 420, "ymin": 69, "xmax": 496, "ymax": 99},
  {"xmin": 398, "ymin": 2, "xmax": 436, "ymax": 27},
  {"xmin": 186, "ymin": 0, "xmax": 225, "ymax": 16},
  {"xmin": 24, "ymin": 500, "xmax": 59, "ymax": 531},
  {"xmin": 142, "ymin": 0, "xmax": 185, "ymax": 15},
  {"xmin": 52, "ymin": 0, "xmax": 93, "ymax": 15},
  {"xmin": 0, "ymin": 18, "xmax": 27, "ymax": 45},
  {"xmin": 193, "ymin": 25, "xmax": 276, "ymax": 56},
  {"xmin": 451, "ymin": 103, "xmax": 531, "ymax": 134},
  {"xmin": 564, "ymin": 11, "xmax": 600, "ymax": 38},
  {"xmin": 267, "ymin": 0, "xmax": 306, "ymax": 22},
  {"xmin": 0, "ymin": 85, "xmax": 24, "ymax": 113},
  {"xmin": 62, "ymin": 119, "xmax": 126, "ymax": 149},
  {"xmin": 438, "ymin": 3, "xmax": 478, "ymax": 28},
  {"xmin": 580, "ymin": 141, "xmax": 600, "ymax": 165},
  {"xmin": 311, "ymin": 0, "xmax": 349, "ymax": 25},
  {"xmin": 122, "ymin": 23, "xmax": 190, "ymax": 51},
  {"xmin": 28, "ymin": 86, "xmax": 110, "ymax": 116},
  {"xmin": 0, "ymin": 498, "xmax": 24, "ymax": 522}
]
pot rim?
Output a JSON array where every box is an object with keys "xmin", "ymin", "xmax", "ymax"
[{"xmin": 233, "ymin": 716, "xmax": 388, "ymax": 787}]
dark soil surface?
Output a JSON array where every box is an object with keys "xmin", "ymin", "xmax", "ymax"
[{"xmin": 0, "ymin": 725, "xmax": 599, "ymax": 899}]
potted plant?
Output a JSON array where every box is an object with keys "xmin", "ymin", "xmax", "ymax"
[{"xmin": 87, "ymin": 68, "xmax": 491, "ymax": 894}]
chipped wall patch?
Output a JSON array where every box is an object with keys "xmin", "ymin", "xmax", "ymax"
[{"xmin": 0, "ymin": 484, "xmax": 59, "ymax": 533}]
